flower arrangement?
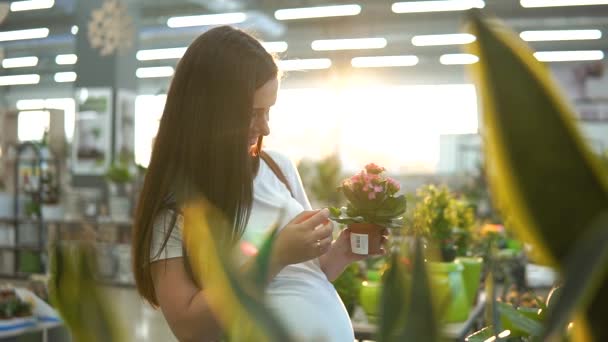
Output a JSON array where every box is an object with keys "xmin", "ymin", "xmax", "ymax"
[{"xmin": 329, "ymin": 163, "xmax": 406, "ymax": 228}]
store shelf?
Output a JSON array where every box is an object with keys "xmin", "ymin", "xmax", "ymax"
[{"xmin": 0, "ymin": 245, "xmax": 44, "ymax": 252}]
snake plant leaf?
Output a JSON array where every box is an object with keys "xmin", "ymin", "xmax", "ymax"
[
  {"xmin": 182, "ymin": 199, "xmax": 293, "ymax": 341},
  {"xmin": 541, "ymin": 212, "xmax": 608, "ymax": 340},
  {"xmin": 252, "ymin": 220, "xmax": 281, "ymax": 294},
  {"xmin": 465, "ymin": 10, "xmax": 608, "ymax": 340},
  {"xmin": 465, "ymin": 326, "xmax": 496, "ymax": 342},
  {"xmin": 49, "ymin": 243, "xmax": 125, "ymax": 342},
  {"xmin": 497, "ymin": 302, "xmax": 543, "ymax": 337},
  {"xmin": 378, "ymin": 253, "xmax": 408, "ymax": 342},
  {"xmin": 465, "ymin": 10, "xmax": 608, "ymax": 266},
  {"xmin": 400, "ymin": 238, "xmax": 439, "ymax": 342}
]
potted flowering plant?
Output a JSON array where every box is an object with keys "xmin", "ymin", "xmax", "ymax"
[{"xmin": 329, "ymin": 163, "xmax": 406, "ymax": 255}]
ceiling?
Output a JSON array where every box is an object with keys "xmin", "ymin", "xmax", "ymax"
[{"xmin": 1, "ymin": 0, "xmax": 608, "ymax": 99}]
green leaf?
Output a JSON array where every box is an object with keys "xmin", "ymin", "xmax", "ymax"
[
  {"xmin": 378, "ymin": 253, "xmax": 408, "ymax": 342},
  {"xmin": 541, "ymin": 212, "xmax": 608, "ymax": 340},
  {"xmin": 400, "ymin": 238, "xmax": 439, "ymax": 342},
  {"xmin": 465, "ymin": 11, "xmax": 608, "ymax": 264},
  {"xmin": 252, "ymin": 222, "xmax": 281, "ymax": 294},
  {"xmin": 497, "ymin": 302, "xmax": 543, "ymax": 337},
  {"xmin": 329, "ymin": 207, "xmax": 342, "ymax": 218},
  {"xmin": 465, "ymin": 326, "xmax": 496, "ymax": 342},
  {"xmin": 466, "ymin": 11, "xmax": 608, "ymax": 341}
]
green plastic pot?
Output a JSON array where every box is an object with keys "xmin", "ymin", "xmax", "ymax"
[
  {"xmin": 359, "ymin": 280, "xmax": 381, "ymax": 323},
  {"xmin": 455, "ymin": 257, "xmax": 483, "ymax": 307},
  {"xmin": 429, "ymin": 262, "xmax": 470, "ymax": 323}
]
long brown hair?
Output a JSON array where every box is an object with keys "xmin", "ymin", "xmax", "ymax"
[{"xmin": 132, "ymin": 26, "xmax": 278, "ymax": 305}]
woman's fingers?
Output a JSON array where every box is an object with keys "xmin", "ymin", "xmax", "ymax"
[{"xmin": 311, "ymin": 221, "xmax": 333, "ymax": 241}]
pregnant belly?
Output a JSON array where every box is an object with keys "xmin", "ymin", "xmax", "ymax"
[{"xmin": 265, "ymin": 277, "xmax": 354, "ymax": 342}]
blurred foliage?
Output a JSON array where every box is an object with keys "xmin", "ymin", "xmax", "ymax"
[
  {"xmin": 331, "ymin": 263, "xmax": 362, "ymax": 316},
  {"xmin": 411, "ymin": 184, "xmax": 475, "ymax": 261},
  {"xmin": 466, "ymin": 9, "xmax": 608, "ymax": 341},
  {"xmin": 297, "ymin": 153, "xmax": 344, "ymax": 208},
  {"xmin": 105, "ymin": 163, "xmax": 133, "ymax": 184},
  {"xmin": 49, "ymin": 242, "xmax": 126, "ymax": 342}
]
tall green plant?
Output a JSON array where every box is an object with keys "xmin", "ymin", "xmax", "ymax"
[{"xmin": 465, "ymin": 10, "xmax": 608, "ymax": 341}]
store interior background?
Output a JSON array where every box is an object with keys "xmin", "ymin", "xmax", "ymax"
[{"xmin": 1, "ymin": 0, "xmax": 607, "ymax": 341}]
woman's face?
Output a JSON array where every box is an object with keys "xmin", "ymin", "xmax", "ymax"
[{"xmin": 249, "ymin": 78, "xmax": 279, "ymax": 146}]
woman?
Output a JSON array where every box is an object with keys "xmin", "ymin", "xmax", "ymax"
[{"xmin": 132, "ymin": 26, "xmax": 384, "ymax": 341}]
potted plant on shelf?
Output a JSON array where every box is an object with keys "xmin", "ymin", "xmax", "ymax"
[
  {"xmin": 105, "ymin": 163, "xmax": 133, "ymax": 221},
  {"xmin": 329, "ymin": 163, "xmax": 406, "ymax": 255}
]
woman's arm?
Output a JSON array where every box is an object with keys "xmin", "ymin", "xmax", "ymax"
[
  {"xmin": 151, "ymin": 258, "xmax": 223, "ymax": 342},
  {"xmin": 152, "ymin": 210, "xmax": 332, "ymax": 341}
]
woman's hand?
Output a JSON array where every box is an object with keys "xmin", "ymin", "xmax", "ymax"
[
  {"xmin": 272, "ymin": 209, "xmax": 334, "ymax": 268},
  {"xmin": 319, "ymin": 228, "xmax": 389, "ymax": 281}
]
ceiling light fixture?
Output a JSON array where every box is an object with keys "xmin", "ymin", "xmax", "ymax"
[
  {"xmin": 534, "ymin": 50, "xmax": 604, "ymax": 62},
  {"xmin": 412, "ymin": 33, "xmax": 476, "ymax": 46},
  {"xmin": 55, "ymin": 54, "xmax": 78, "ymax": 65},
  {"xmin": 0, "ymin": 74, "xmax": 40, "ymax": 86},
  {"xmin": 136, "ymin": 66, "xmax": 175, "ymax": 78},
  {"xmin": 440, "ymin": 53, "xmax": 479, "ymax": 65},
  {"xmin": 2, "ymin": 56, "xmax": 39, "ymax": 68},
  {"xmin": 0, "ymin": 28, "xmax": 49, "ymax": 42},
  {"xmin": 520, "ymin": 29, "xmax": 602, "ymax": 41},
  {"xmin": 351, "ymin": 55, "xmax": 419, "ymax": 67},
  {"xmin": 275, "ymin": 4, "xmax": 361, "ymax": 20},
  {"xmin": 521, "ymin": 0, "xmax": 608, "ymax": 7},
  {"xmin": 392, "ymin": 0, "xmax": 485, "ymax": 13},
  {"xmin": 278, "ymin": 58, "xmax": 332, "ymax": 71},
  {"xmin": 10, "ymin": 0, "xmax": 54, "ymax": 12},
  {"xmin": 311, "ymin": 38, "xmax": 387, "ymax": 51},
  {"xmin": 167, "ymin": 12, "xmax": 247, "ymax": 28}
]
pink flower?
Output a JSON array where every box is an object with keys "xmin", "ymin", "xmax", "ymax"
[
  {"xmin": 365, "ymin": 163, "xmax": 385, "ymax": 175},
  {"xmin": 374, "ymin": 185, "xmax": 383, "ymax": 193},
  {"xmin": 387, "ymin": 177, "xmax": 401, "ymax": 193},
  {"xmin": 368, "ymin": 192, "xmax": 376, "ymax": 200},
  {"xmin": 342, "ymin": 179, "xmax": 354, "ymax": 190}
]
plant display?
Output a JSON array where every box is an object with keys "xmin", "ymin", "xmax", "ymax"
[
  {"xmin": 105, "ymin": 163, "xmax": 133, "ymax": 184},
  {"xmin": 0, "ymin": 288, "xmax": 33, "ymax": 319},
  {"xmin": 329, "ymin": 163, "xmax": 406, "ymax": 228}
]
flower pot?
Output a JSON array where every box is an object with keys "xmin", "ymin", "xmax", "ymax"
[
  {"xmin": 348, "ymin": 223, "xmax": 384, "ymax": 255},
  {"xmin": 429, "ymin": 262, "xmax": 470, "ymax": 323},
  {"xmin": 359, "ymin": 280, "xmax": 381, "ymax": 323},
  {"xmin": 455, "ymin": 257, "xmax": 483, "ymax": 307},
  {"xmin": 109, "ymin": 196, "xmax": 130, "ymax": 221},
  {"xmin": 41, "ymin": 204, "xmax": 64, "ymax": 221}
]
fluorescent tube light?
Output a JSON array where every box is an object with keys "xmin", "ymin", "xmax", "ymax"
[
  {"xmin": 520, "ymin": 29, "xmax": 602, "ymax": 41},
  {"xmin": 136, "ymin": 66, "xmax": 175, "ymax": 78},
  {"xmin": 55, "ymin": 54, "xmax": 78, "ymax": 65},
  {"xmin": 10, "ymin": 0, "xmax": 54, "ymax": 12},
  {"xmin": 2, "ymin": 56, "xmax": 39, "ymax": 68},
  {"xmin": 392, "ymin": 0, "xmax": 485, "ymax": 13},
  {"xmin": 0, "ymin": 74, "xmax": 40, "ymax": 86},
  {"xmin": 167, "ymin": 13, "xmax": 247, "ymax": 28},
  {"xmin": 311, "ymin": 38, "xmax": 387, "ymax": 51},
  {"xmin": 54, "ymin": 72, "xmax": 77, "ymax": 83},
  {"xmin": 275, "ymin": 4, "xmax": 361, "ymax": 20},
  {"xmin": 16, "ymin": 99, "xmax": 45, "ymax": 110},
  {"xmin": 278, "ymin": 59, "xmax": 332, "ymax": 71},
  {"xmin": 440, "ymin": 53, "xmax": 479, "ymax": 65},
  {"xmin": 0, "ymin": 28, "xmax": 49, "ymax": 42},
  {"xmin": 534, "ymin": 50, "xmax": 604, "ymax": 62},
  {"xmin": 262, "ymin": 41, "xmax": 288, "ymax": 53},
  {"xmin": 412, "ymin": 33, "xmax": 476, "ymax": 46},
  {"xmin": 521, "ymin": 0, "xmax": 608, "ymax": 7},
  {"xmin": 136, "ymin": 47, "xmax": 187, "ymax": 61},
  {"xmin": 351, "ymin": 55, "xmax": 419, "ymax": 68}
]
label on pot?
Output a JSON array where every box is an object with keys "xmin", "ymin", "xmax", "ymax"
[{"xmin": 351, "ymin": 233, "xmax": 368, "ymax": 255}]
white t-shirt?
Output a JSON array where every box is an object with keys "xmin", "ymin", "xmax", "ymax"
[{"xmin": 150, "ymin": 150, "xmax": 354, "ymax": 341}]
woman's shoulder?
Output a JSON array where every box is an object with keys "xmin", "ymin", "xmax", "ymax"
[{"xmin": 263, "ymin": 150, "xmax": 297, "ymax": 175}]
